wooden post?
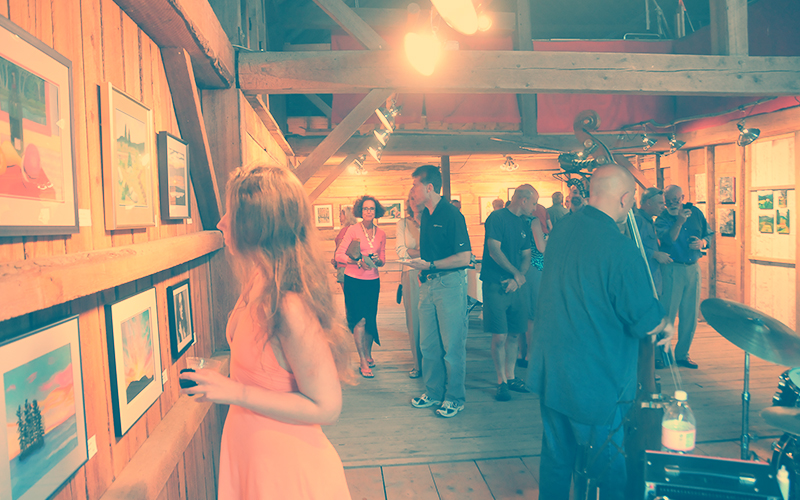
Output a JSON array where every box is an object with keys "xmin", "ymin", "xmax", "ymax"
[
  {"xmin": 795, "ymin": 132, "xmax": 800, "ymax": 328},
  {"xmin": 515, "ymin": 0, "xmax": 537, "ymax": 136},
  {"xmin": 656, "ymin": 154, "xmax": 664, "ymax": 189},
  {"xmin": 441, "ymin": 156, "xmax": 451, "ymax": 200},
  {"xmin": 706, "ymin": 146, "xmax": 717, "ymax": 299},
  {"xmin": 709, "ymin": 0, "xmax": 748, "ymax": 56},
  {"xmin": 738, "ymin": 144, "xmax": 747, "ymax": 303}
]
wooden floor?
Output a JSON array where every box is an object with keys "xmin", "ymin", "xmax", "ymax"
[{"xmin": 325, "ymin": 291, "xmax": 790, "ymax": 499}]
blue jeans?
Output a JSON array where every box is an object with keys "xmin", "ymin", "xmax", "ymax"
[
  {"xmin": 418, "ymin": 270, "xmax": 468, "ymax": 405},
  {"xmin": 539, "ymin": 402, "xmax": 629, "ymax": 500}
]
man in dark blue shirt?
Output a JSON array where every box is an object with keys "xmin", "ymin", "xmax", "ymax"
[
  {"xmin": 655, "ymin": 185, "xmax": 710, "ymax": 369},
  {"xmin": 529, "ymin": 165, "xmax": 673, "ymax": 500}
]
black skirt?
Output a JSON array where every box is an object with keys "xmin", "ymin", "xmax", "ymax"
[{"xmin": 343, "ymin": 275, "xmax": 381, "ymax": 345}]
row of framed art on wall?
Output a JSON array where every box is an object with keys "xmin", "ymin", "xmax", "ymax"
[
  {"xmin": 0, "ymin": 15, "xmax": 190, "ymax": 238},
  {"xmin": 0, "ymin": 280, "xmax": 195, "ymax": 500}
]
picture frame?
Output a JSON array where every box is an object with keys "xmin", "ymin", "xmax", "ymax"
[
  {"xmin": 167, "ymin": 280, "xmax": 195, "ymax": 360},
  {"xmin": 480, "ymin": 196, "xmax": 499, "ymax": 224},
  {"xmin": 694, "ymin": 173, "xmax": 707, "ymax": 203},
  {"xmin": 157, "ymin": 131, "xmax": 190, "ymax": 220},
  {"xmin": 381, "ymin": 199, "xmax": 404, "ymax": 222},
  {"xmin": 718, "ymin": 176, "xmax": 735, "ymax": 204},
  {"xmin": 718, "ymin": 207, "xmax": 735, "ymax": 237},
  {"xmin": 105, "ymin": 288, "xmax": 163, "ymax": 436},
  {"xmin": 507, "ymin": 188, "xmax": 516, "ymax": 201},
  {"xmin": 776, "ymin": 189, "xmax": 788, "ymax": 209},
  {"xmin": 0, "ymin": 16, "xmax": 79, "ymax": 237},
  {"xmin": 759, "ymin": 214, "xmax": 775, "ymax": 234},
  {"xmin": 758, "ymin": 191, "xmax": 774, "ymax": 210},
  {"xmin": 101, "ymin": 82, "xmax": 156, "ymax": 230},
  {"xmin": 313, "ymin": 204, "xmax": 334, "ymax": 228},
  {"xmin": 777, "ymin": 210, "xmax": 790, "ymax": 235},
  {"xmin": 0, "ymin": 316, "xmax": 87, "ymax": 500}
]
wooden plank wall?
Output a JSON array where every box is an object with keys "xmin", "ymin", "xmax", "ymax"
[{"xmin": 0, "ymin": 2, "xmax": 288, "ymax": 498}]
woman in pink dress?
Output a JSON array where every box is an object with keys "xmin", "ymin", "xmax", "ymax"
[
  {"xmin": 180, "ymin": 163, "xmax": 353, "ymax": 499},
  {"xmin": 334, "ymin": 195, "xmax": 387, "ymax": 378}
]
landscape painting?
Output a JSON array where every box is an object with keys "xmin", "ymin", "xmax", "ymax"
[
  {"xmin": 777, "ymin": 210, "xmax": 790, "ymax": 235},
  {"xmin": 381, "ymin": 200, "xmax": 404, "ymax": 222},
  {"xmin": 157, "ymin": 132, "xmax": 189, "ymax": 220},
  {"xmin": 718, "ymin": 208, "xmax": 735, "ymax": 237},
  {"xmin": 758, "ymin": 191, "xmax": 774, "ymax": 210},
  {"xmin": 777, "ymin": 189, "xmax": 788, "ymax": 209},
  {"xmin": 0, "ymin": 316, "xmax": 86, "ymax": 500},
  {"xmin": 718, "ymin": 176, "xmax": 735, "ymax": 204},
  {"xmin": 106, "ymin": 288, "xmax": 162, "ymax": 436},
  {"xmin": 759, "ymin": 214, "xmax": 775, "ymax": 234}
]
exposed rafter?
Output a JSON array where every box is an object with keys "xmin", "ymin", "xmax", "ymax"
[
  {"xmin": 311, "ymin": 0, "xmax": 387, "ymax": 50},
  {"xmin": 239, "ymin": 50, "xmax": 800, "ymax": 96}
]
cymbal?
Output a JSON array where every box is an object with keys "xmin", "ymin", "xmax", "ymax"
[
  {"xmin": 700, "ymin": 298, "xmax": 800, "ymax": 366},
  {"xmin": 762, "ymin": 406, "xmax": 800, "ymax": 435}
]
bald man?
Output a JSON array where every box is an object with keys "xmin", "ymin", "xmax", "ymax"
[{"xmin": 528, "ymin": 165, "xmax": 673, "ymax": 500}]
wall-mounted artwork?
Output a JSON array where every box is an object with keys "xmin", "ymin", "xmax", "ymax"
[
  {"xmin": 718, "ymin": 177, "xmax": 735, "ymax": 204},
  {"xmin": 101, "ymin": 83, "xmax": 155, "ymax": 230},
  {"xmin": 507, "ymin": 188, "xmax": 516, "ymax": 201},
  {"xmin": 157, "ymin": 132, "xmax": 190, "ymax": 221},
  {"xmin": 480, "ymin": 196, "xmax": 499, "ymax": 224},
  {"xmin": 0, "ymin": 16, "xmax": 79, "ymax": 237},
  {"xmin": 777, "ymin": 189, "xmax": 788, "ymax": 209},
  {"xmin": 106, "ymin": 288, "xmax": 163, "ymax": 436},
  {"xmin": 758, "ymin": 191, "xmax": 774, "ymax": 210},
  {"xmin": 168, "ymin": 280, "xmax": 195, "ymax": 360},
  {"xmin": 313, "ymin": 204, "xmax": 333, "ymax": 228},
  {"xmin": 0, "ymin": 316, "xmax": 87, "ymax": 500},
  {"xmin": 380, "ymin": 200, "xmax": 404, "ymax": 222},
  {"xmin": 694, "ymin": 173, "xmax": 707, "ymax": 203},
  {"xmin": 718, "ymin": 208, "xmax": 735, "ymax": 237},
  {"xmin": 759, "ymin": 215, "xmax": 775, "ymax": 234},
  {"xmin": 777, "ymin": 210, "xmax": 790, "ymax": 235}
]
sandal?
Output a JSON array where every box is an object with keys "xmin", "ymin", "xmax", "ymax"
[
  {"xmin": 409, "ymin": 368, "xmax": 421, "ymax": 379},
  {"xmin": 367, "ymin": 359, "xmax": 376, "ymax": 368},
  {"xmin": 359, "ymin": 367, "xmax": 374, "ymax": 378}
]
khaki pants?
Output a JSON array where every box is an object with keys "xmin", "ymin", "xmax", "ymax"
[{"xmin": 659, "ymin": 262, "xmax": 701, "ymax": 360}]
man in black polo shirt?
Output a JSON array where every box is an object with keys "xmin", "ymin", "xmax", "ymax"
[
  {"xmin": 481, "ymin": 184, "xmax": 535, "ymax": 402},
  {"xmin": 529, "ymin": 165, "xmax": 673, "ymax": 499},
  {"xmin": 405, "ymin": 165, "xmax": 472, "ymax": 418}
]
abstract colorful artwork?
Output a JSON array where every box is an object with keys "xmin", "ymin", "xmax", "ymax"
[
  {"xmin": 157, "ymin": 132, "xmax": 190, "ymax": 220},
  {"xmin": 101, "ymin": 83, "xmax": 155, "ymax": 230},
  {"xmin": 168, "ymin": 280, "xmax": 195, "ymax": 360},
  {"xmin": 759, "ymin": 215, "xmax": 775, "ymax": 234},
  {"xmin": 777, "ymin": 210, "xmax": 790, "ymax": 235},
  {"xmin": 313, "ymin": 204, "xmax": 333, "ymax": 228},
  {"xmin": 718, "ymin": 208, "xmax": 735, "ymax": 237},
  {"xmin": 777, "ymin": 189, "xmax": 788, "ymax": 209},
  {"xmin": 106, "ymin": 288, "xmax": 162, "ymax": 436},
  {"xmin": 718, "ymin": 176, "xmax": 735, "ymax": 204},
  {"xmin": 0, "ymin": 316, "xmax": 86, "ymax": 500},
  {"xmin": 380, "ymin": 200, "xmax": 404, "ymax": 222},
  {"xmin": 0, "ymin": 16, "xmax": 78, "ymax": 236},
  {"xmin": 758, "ymin": 191, "xmax": 774, "ymax": 210}
]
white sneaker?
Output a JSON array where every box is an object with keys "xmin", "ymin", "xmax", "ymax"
[
  {"xmin": 436, "ymin": 400, "xmax": 464, "ymax": 418},
  {"xmin": 411, "ymin": 393, "xmax": 441, "ymax": 408}
]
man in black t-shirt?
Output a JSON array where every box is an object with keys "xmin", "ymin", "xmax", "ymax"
[
  {"xmin": 481, "ymin": 185, "xmax": 535, "ymax": 402},
  {"xmin": 405, "ymin": 165, "xmax": 472, "ymax": 418}
]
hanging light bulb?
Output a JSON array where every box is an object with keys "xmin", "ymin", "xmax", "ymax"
[
  {"xmin": 404, "ymin": 31, "xmax": 442, "ymax": 76},
  {"xmin": 367, "ymin": 144, "xmax": 384, "ymax": 163},
  {"xmin": 431, "ymin": 0, "xmax": 478, "ymax": 35},
  {"xmin": 737, "ymin": 120, "xmax": 760, "ymax": 147},
  {"xmin": 373, "ymin": 129, "xmax": 391, "ymax": 146},
  {"xmin": 499, "ymin": 156, "xmax": 518, "ymax": 172},
  {"xmin": 642, "ymin": 134, "xmax": 657, "ymax": 151}
]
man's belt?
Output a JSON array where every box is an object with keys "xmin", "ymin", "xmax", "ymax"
[
  {"xmin": 419, "ymin": 269, "xmax": 460, "ymax": 283},
  {"xmin": 671, "ymin": 260, "xmax": 697, "ymax": 266}
]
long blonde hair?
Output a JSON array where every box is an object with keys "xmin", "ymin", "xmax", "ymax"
[{"xmin": 225, "ymin": 163, "xmax": 353, "ymax": 383}]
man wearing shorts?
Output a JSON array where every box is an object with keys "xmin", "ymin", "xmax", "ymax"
[{"xmin": 481, "ymin": 184, "xmax": 536, "ymax": 401}]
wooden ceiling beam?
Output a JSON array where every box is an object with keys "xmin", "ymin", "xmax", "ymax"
[
  {"xmin": 293, "ymin": 89, "xmax": 394, "ymax": 183},
  {"xmin": 710, "ymin": 0, "xmax": 748, "ymax": 56},
  {"xmin": 515, "ymin": 0, "xmax": 536, "ymax": 137},
  {"xmin": 239, "ymin": 50, "xmax": 800, "ymax": 96},
  {"xmin": 244, "ymin": 94, "xmax": 295, "ymax": 157},
  {"xmin": 311, "ymin": 0, "xmax": 387, "ymax": 50},
  {"xmin": 114, "ymin": 0, "xmax": 234, "ymax": 88},
  {"xmin": 283, "ymin": 7, "xmax": 517, "ymax": 34}
]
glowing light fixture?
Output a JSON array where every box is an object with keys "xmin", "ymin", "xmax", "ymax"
[
  {"xmin": 373, "ymin": 129, "xmax": 391, "ymax": 146},
  {"xmin": 665, "ymin": 134, "xmax": 685, "ymax": 155},
  {"xmin": 642, "ymin": 134, "xmax": 657, "ymax": 151},
  {"xmin": 431, "ymin": 0, "xmax": 478, "ymax": 35},
  {"xmin": 737, "ymin": 120, "xmax": 760, "ymax": 147},
  {"xmin": 404, "ymin": 31, "xmax": 442, "ymax": 76},
  {"xmin": 367, "ymin": 144, "xmax": 384, "ymax": 163},
  {"xmin": 349, "ymin": 154, "xmax": 368, "ymax": 175},
  {"xmin": 477, "ymin": 12, "xmax": 492, "ymax": 31},
  {"xmin": 499, "ymin": 156, "xmax": 518, "ymax": 172},
  {"xmin": 375, "ymin": 102, "xmax": 401, "ymax": 133}
]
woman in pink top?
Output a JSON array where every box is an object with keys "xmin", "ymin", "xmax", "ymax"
[
  {"xmin": 335, "ymin": 195, "xmax": 387, "ymax": 378},
  {"xmin": 180, "ymin": 163, "xmax": 353, "ymax": 499}
]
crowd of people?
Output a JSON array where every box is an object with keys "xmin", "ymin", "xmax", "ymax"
[{"xmin": 177, "ymin": 160, "xmax": 715, "ymax": 498}]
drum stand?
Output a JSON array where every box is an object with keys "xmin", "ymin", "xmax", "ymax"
[{"xmin": 741, "ymin": 351, "xmax": 754, "ymax": 460}]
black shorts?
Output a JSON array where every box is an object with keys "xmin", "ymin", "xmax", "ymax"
[{"xmin": 482, "ymin": 280, "xmax": 527, "ymax": 334}]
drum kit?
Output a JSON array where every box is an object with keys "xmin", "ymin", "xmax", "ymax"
[{"xmin": 701, "ymin": 298, "xmax": 800, "ymax": 496}]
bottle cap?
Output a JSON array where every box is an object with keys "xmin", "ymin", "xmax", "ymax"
[{"xmin": 674, "ymin": 390, "xmax": 688, "ymax": 401}]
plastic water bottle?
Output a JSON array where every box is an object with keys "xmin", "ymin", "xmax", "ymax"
[
  {"xmin": 777, "ymin": 465, "xmax": 790, "ymax": 500},
  {"xmin": 661, "ymin": 390, "xmax": 696, "ymax": 453}
]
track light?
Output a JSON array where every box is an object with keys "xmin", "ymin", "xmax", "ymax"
[
  {"xmin": 499, "ymin": 156, "xmax": 518, "ymax": 172},
  {"xmin": 373, "ymin": 129, "xmax": 391, "ymax": 146},
  {"xmin": 737, "ymin": 120, "xmax": 760, "ymax": 147},
  {"xmin": 642, "ymin": 134, "xmax": 657, "ymax": 151},
  {"xmin": 375, "ymin": 103, "xmax": 401, "ymax": 133},
  {"xmin": 349, "ymin": 154, "xmax": 367, "ymax": 175},
  {"xmin": 367, "ymin": 144, "xmax": 384, "ymax": 163},
  {"xmin": 664, "ymin": 134, "xmax": 686, "ymax": 156},
  {"xmin": 431, "ymin": 0, "xmax": 478, "ymax": 35}
]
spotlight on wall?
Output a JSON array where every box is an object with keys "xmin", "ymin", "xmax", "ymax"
[
  {"xmin": 367, "ymin": 144, "xmax": 384, "ymax": 163},
  {"xmin": 375, "ymin": 102, "xmax": 401, "ymax": 133},
  {"xmin": 373, "ymin": 129, "xmax": 391, "ymax": 146},
  {"xmin": 499, "ymin": 156, "xmax": 518, "ymax": 172},
  {"xmin": 642, "ymin": 134, "xmax": 657, "ymax": 151},
  {"xmin": 431, "ymin": 0, "xmax": 478, "ymax": 35},
  {"xmin": 664, "ymin": 134, "xmax": 686, "ymax": 155},
  {"xmin": 349, "ymin": 154, "xmax": 368, "ymax": 175},
  {"xmin": 737, "ymin": 120, "xmax": 760, "ymax": 147}
]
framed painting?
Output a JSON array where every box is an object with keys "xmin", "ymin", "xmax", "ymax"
[
  {"xmin": 101, "ymin": 82, "xmax": 156, "ymax": 230},
  {"xmin": 381, "ymin": 200, "xmax": 404, "ymax": 222},
  {"xmin": 718, "ymin": 176, "xmax": 735, "ymax": 204},
  {"xmin": 0, "ymin": 16, "xmax": 79, "ymax": 237},
  {"xmin": 694, "ymin": 173, "xmax": 707, "ymax": 203},
  {"xmin": 777, "ymin": 210, "xmax": 790, "ymax": 235},
  {"xmin": 157, "ymin": 132, "xmax": 190, "ymax": 220},
  {"xmin": 167, "ymin": 280, "xmax": 195, "ymax": 360},
  {"xmin": 480, "ymin": 196, "xmax": 499, "ymax": 224},
  {"xmin": 314, "ymin": 204, "xmax": 333, "ymax": 228},
  {"xmin": 718, "ymin": 208, "xmax": 735, "ymax": 237},
  {"xmin": 776, "ymin": 189, "xmax": 788, "ymax": 209},
  {"xmin": 106, "ymin": 288, "xmax": 163, "ymax": 436},
  {"xmin": 759, "ymin": 215, "xmax": 774, "ymax": 234},
  {"xmin": 507, "ymin": 188, "xmax": 516, "ymax": 201},
  {"xmin": 757, "ymin": 191, "xmax": 774, "ymax": 210},
  {"xmin": 0, "ymin": 316, "xmax": 87, "ymax": 500}
]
